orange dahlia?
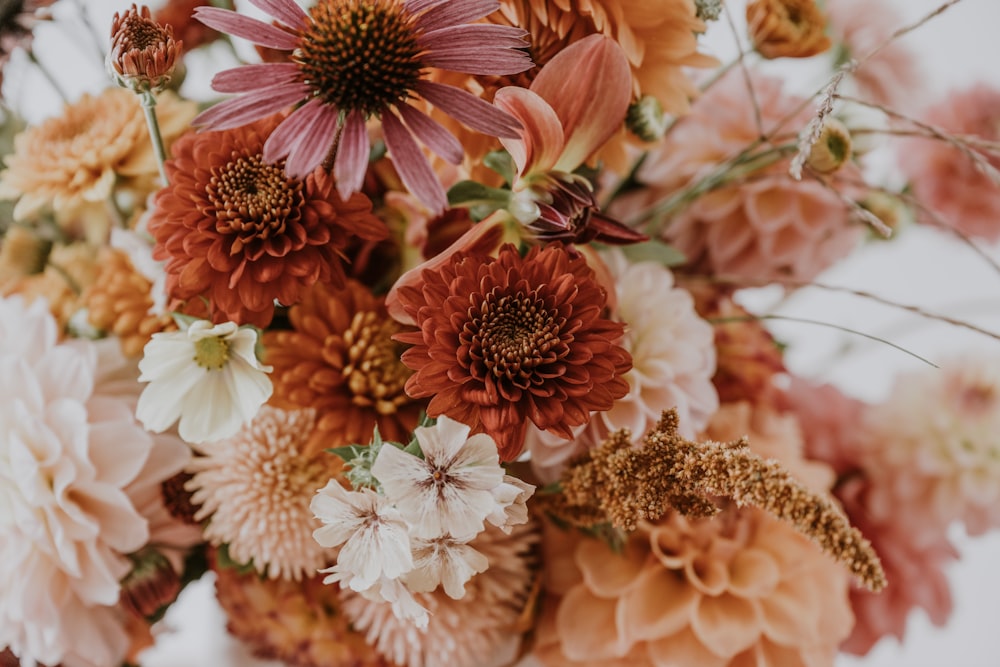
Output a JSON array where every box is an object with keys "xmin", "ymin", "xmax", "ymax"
[
  {"xmin": 264, "ymin": 279, "xmax": 425, "ymax": 455},
  {"xmin": 394, "ymin": 243, "xmax": 631, "ymax": 461},
  {"xmin": 147, "ymin": 115, "xmax": 387, "ymax": 328}
]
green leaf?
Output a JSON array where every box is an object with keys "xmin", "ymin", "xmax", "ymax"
[
  {"xmin": 325, "ymin": 444, "xmax": 367, "ymax": 463},
  {"xmin": 447, "ymin": 181, "xmax": 511, "ymax": 222},
  {"xmin": 620, "ymin": 239, "xmax": 687, "ymax": 267},
  {"xmin": 483, "ymin": 149, "xmax": 516, "ymax": 185}
]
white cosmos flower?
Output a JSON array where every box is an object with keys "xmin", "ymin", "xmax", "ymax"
[
  {"xmin": 135, "ymin": 319, "xmax": 272, "ymax": 445},
  {"xmin": 312, "ymin": 480, "xmax": 413, "ymax": 589},
  {"xmin": 402, "ymin": 536, "xmax": 489, "ymax": 600},
  {"xmin": 371, "ymin": 416, "xmax": 506, "ymax": 542},
  {"xmin": 486, "ymin": 475, "xmax": 535, "ymax": 533}
]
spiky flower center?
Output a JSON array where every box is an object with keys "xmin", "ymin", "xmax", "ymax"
[
  {"xmin": 193, "ymin": 336, "xmax": 230, "ymax": 370},
  {"xmin": 464, "ymin": 288, "xmax": 565, "ymax": 389},
  {"xmin": 342, "ymin": 310, "xmax": 413, "ymax": 414},
  {"xmin": 295, "ymin": 0, "xmax": 424, "ymax": 117},
  {"xmin": 206, "ymin": 154, "xmax": 302, "ymax": 248}
]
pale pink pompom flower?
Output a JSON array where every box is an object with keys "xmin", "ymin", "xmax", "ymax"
[
  {"xmin": 193, "ymin": 0, "xmax": 531, "ymax": 213},
  {"xmin": 901, "ymin": 84, "xmax": 1000, "ymax": 242}
]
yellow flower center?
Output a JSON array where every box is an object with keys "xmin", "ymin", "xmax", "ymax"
[
  {"xmin": 295, "ymin": 0, "xmax": 425, "ymax": 116},
  {"xmin": 194, "ymin": 336, "xmax": 231, "ymax": 370},
  {"xmin": 342, "ymin": 310, "xmax": 413, "ymax": 414}
]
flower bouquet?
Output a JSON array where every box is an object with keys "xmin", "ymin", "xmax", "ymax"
[{"xmin": 1, "ymin": 0, "xmax": 999, "ymax": 666}]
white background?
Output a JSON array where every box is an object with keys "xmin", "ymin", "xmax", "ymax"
[{"xmin": 9, "ymin": 1, "xmax": 1000, "ymax": 666}]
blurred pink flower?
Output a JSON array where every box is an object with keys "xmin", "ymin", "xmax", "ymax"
[
  {"xmin": 193, "ymin": 0, "xmax": 531, "ymax": 212},
  {"xmin": 626, "ymin": 72, "xmax": 863, "ymax": 282},
  {"xmin": 901, "ymin": 84, "xmax": 1000, "ymax": 242},
  {"xmin": 0, "ymin": 296, "xmax": 182, "ymax": 667},
  {"xmin": 783, "ymin": 376, "xmax": 869, "ymax": 477},
  {"xmin": 825, "ymin": 0, "xmax": 924, "ymax": 108}
]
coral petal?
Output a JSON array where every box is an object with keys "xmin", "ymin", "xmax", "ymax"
[{"xmin": 493, "ymin": 87, "xmax": 565, "ymax": 176}]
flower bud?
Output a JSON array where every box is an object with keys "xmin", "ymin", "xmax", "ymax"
[
  {"xmin": 108, "ymin": 4, "xmax": 182, "ymax": 94},
  {"xmin": 627, "ymin": 95, "xmax": 669, "ymax": 142},
  {"xmin": 806, "ymin": 118, "xmax": 852, "ymax": 174},
  {"xmin": 746, "ymin": 0, "xmax": 832, "ymax": 59}
]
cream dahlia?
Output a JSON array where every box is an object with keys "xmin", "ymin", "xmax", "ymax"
[
  {"xmin": 187, "ymin": 406, "xmax": 340, "ymax": 580},
  {"xmin": 147, "ymin": 115, "xmax": 387, "ymax": 328},
  {"xmin": 0, "ymin": 296, "xmax": 167, "ymax": 667},
  {"xmin": 193, "ymin": 0, "xmax": 531, "ymax": 211},
  {"xmin": 394, "ymin": 243, "xmax": 632, "ymax": 461}
]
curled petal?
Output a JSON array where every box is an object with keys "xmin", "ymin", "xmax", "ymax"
[{"xmin": 494, "ymin": 86, "xmax": 565, "ymax": 177}]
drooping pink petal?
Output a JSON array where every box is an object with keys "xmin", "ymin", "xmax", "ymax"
[
  {"xmin": 246, "ymin": 0, "xmax": 307, "ymax": 29},
  {"xmin": 382, "ymin": 110, "xmax": 447, "ymax": 214},
  {"xmin": 193, "ymin": 7, "xmax": 299, "ymax": 51},
  {"xmin": 284, "ymin": 102, "xmax": 341, "ymax": 179},
  {"xmin": 413, "ymin": 0, "xmax": 500, "ymax": 33},
  {"xmin": 334, "ymin": 109, "xmax": 371, "ymax": 200},
  {"xmin": 493, "ymin": 86, "xmax": 565, "ymax": 176},
  {"xmin": 423, "ymin": 48, "xmax": 533, "ymax": 76},
  {"xmin": 262, "ymin": 98, "xmax": 326, "ymax": 163},
  {"xmin": 211, "ymin": 63, "xmax": 300, "ymax": 94},
  {"xmin": 416, "ymin": 80, "xmax": 522, "ymax": 138},
  {"xmin": 530, "ymin": 34, "xmax": 632, "ymax": 172},
  {"xmin": 192, "ymin": 84, "xmax": 309, "ymax": 130},
  {"xmin": 419, "ymin": 25, "xmax": 531, "ymax": 75},
  {"xmin": 397, "ymin": 102, "xmax": 463, "ymax": 164},
  {"xmin": 405, "ymin": 0, "xmax": 447, "ymax": 15}
]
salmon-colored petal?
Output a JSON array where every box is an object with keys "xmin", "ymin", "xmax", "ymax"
[
  {"xmin": 690, "ymin": 594, "xmax": 761, "ymax": 658},
  {"xmin": 575, "ymin": 535, "xmax": 646, "ymax": 598},
  {"xmin": 530, "ymin": 34, "xmax": 632, "ymax": 172},
  {"xmin": 646, "ymin": 627, "xmax": 729, "ymax": 667},
  {"xmin": 618, "ymin": 565, "xmax": 700, "ymax": 644},
  {"xmin": 728, "ymin": 548, "xmax": 781, "ymax": 598},
  {"xmin": 555, "ymin": 586, "xmax": 632, "ymax": 661},
  {"xmin": 493, "ymin": 87, "xmax": 565, "ymax": 177}
]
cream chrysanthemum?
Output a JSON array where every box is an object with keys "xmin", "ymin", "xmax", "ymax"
[
  {"xmin": 342, "ymin": 523, "xmax": 540, "ymax": 667},
  {"xmin": 0, "ymin": 296, "xmax": 160, "ymax": 667},
  {"xmin": 187, "ymin": 406, "xmax": 338, "ymax": 580}
]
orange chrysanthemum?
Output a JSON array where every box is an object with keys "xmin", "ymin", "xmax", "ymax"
[
  {"xmin": 265, "ymin": 279, "xmax": 425, "ymax": 455},
  {"xmin": 147, "ymin": 115, "xmax": 387, "ymax": 328},
  {"xmin": 394, "ymin": 243, "xmax": 632, "ymax": 461}
]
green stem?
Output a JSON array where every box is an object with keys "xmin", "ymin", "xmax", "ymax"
[{"xmin": 139, "ymin": 91, "xmax": 169, "ymax": 186}]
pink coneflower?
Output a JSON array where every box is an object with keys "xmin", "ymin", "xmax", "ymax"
[{"xmin": 193, "ymin": 0, "xmax": 532, "ymax": 212}]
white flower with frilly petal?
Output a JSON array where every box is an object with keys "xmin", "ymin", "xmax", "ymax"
[
  {"xmin": 136, "ymin": 318, "xmax": 272, "ymax": 445},
  {"xmin": 403, "ymin": 536, "xmax": 489, "ymax": 599},
  {"xmin": 371, "ymin": 416, "xmax": 507, "ymax": 541}
]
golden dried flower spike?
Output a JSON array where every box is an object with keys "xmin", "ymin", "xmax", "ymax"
[
  {"xmin": 543, "ymin": 409, "xmax": 887, "ymax": 592},
  {"xmin": 108, "ymin": 4, "xmax": 182, "ymax": 185}
]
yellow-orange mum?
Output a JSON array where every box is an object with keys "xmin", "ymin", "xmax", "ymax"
[
  {"xmin": 746, "ymin": 0, "xmax": 832, "ymax": 59},
  {"xmin": 265, "ymin": 279, "xmax": 424, "ymax": 456}
]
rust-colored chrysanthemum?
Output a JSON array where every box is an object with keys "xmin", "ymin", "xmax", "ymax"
[
  {"xmin": 153, "ymin": 0, "xmax": 220, "ymax": 52},
  {"xmin": 265, "ymin": 279, "xmax": 425, "ymax": 455},
  {"xmin": 394, "ymin": 243, "xmax": 632, "ymax": 461},
  {"xmin": 0, "ymin": 87, "xmax": 195, "ymax": 229},
  {"xmin": 746, "ymin": 0, "xmax": 832, "ymax": 59},
  {"xmin": 210, "ymin": 549, "xmax": 390, "ymax": 667},
  {"xmin": 147, "ymin": 115, "xmax": 388, "ymax": 328},
  {"xmin": 83, "ymin": 247, "xmax": 177, "ymax": 357}
]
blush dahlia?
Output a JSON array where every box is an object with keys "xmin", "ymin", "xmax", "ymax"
[
  {"xmin": 147, "ymin": 115, "xmax": 387, "ymax": 328},
  {"xmin": 394, "ymin": 243, "xmax": 631, "ymax": 461}
]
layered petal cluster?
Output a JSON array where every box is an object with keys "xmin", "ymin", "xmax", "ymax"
[
  {"xmin": 147, "ymin": 115, "xmax": 387, "ymax": 327},
  {"xmin": 187, "ymin": 406, "xmax": 342, "ymax": 580},
  {"xmin": 626, "ymin": 72, "xmax": 863, "ymax": 282},
  {"xmin": 900, "ymin": 84, "xmax": 1000, "ymax": 242},
  {"xmin": 0, "ymin": 87, "xmax": 195, "ymax": 227},
  {"xmin": 533, "ymin": 507, "xmax": 854, "ymax": 667},
  {"xmin": 0, "ymin": 296, "xmax": 163, "ymax": 667},
  {"xmin": 394, "ymin": 243, "xmax": 631, "ymax": 460},
  {"xmin": 193, "ymin": 0, "xmax": 532, "ymax": 211}
]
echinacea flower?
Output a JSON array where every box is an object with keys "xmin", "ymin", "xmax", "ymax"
[
  {"xmin": 0, "ymin": 296, "xmax": 170, "ymax": 667},
  {"xmin": 342, "ymin": 523, "xmax": 540, "ymax": 667},
  {"xmin": 187, "ymin": 406, "xmax": 340, "ymax": 580},
  {"xmin": 147, "ymin": 115, "xmax": 388, "ymax": 328},
  {"xmin": 136, "ymin": 318, "xmax": 272, "ymax": 445},
  {"xmin": 371, "ymin": 416, "xmax": 509, "ymax": 541},
  {"xmin": 193, "ymin": 0, "xmax": 532, "ymax": 212},
  {"xmin": 393, "ymin": 243, "xmax": 632, "ymax": 461}
]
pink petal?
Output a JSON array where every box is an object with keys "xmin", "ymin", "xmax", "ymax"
[
  {"xmin": 334, "ymin": 109, "xmax": 371, "ymax": 200},
  {"xmin": 397, "ymin": 102, "xmax": 462, "ymax": 164},
  {"xmin": 192, "ymin": 84, "xmax": 309, "ymax": 130},
  {"xmin": 211, "ymin": 63, "xmax": 300, "ymax": 94},
  {"xmin": 493, "ymin": 86, "xmax": 565, "ymax": 176},
  {"xmin": 413, "ymin": 0, "xmax": 499, "ymax": 33},
  {"xmin": 423, "ymin": 48, "xmax": 534, "ymax": 76},
  {"xmin": 263, "ymin": 98, "xmax": 325, "ymax": 162},
  {"xmin": 416, "ymin": 80, "xmax": 521, "ymax": 138},
  {"xmin": 530, "ymin": 34, "xmax": 632, "ymax": 172},
  {"xmin": 285, "ymin": 100, "xmax": 340, "ymax": 178},
  {"xmin": 405, "ymin": 0, "xmax": 447, "ymax": 14},
  {"xmin": 246, "ymin": 0, "xmax": 307, "ymax": 29},
  {"xmin": 193, "ymin": 7, "xmax": 299, "ymax": 51},
  {"xmin": 419, "ymin": 25, "xmax": 531, "ymax": 75},
  {"xmin": 381, "ymin": 110, "xmax": 447, "ymax": 214}
]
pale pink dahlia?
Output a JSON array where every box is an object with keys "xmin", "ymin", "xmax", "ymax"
[
  {"xmin": 901, "ymin": 84, "xmax": 1000, "ymax": 242},
  {"xmin": 194, "ymin": 0, "xmax": 532, "ymax": 212},
  {"xmin": 0, "ymin": 296, "xmax": 170, "ymax": 667},
  {"xmin": 628, "ymin": 72, "xmax": 863, "ymax": 282}
]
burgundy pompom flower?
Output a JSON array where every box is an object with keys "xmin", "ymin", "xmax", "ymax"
[
  {"xmin": 192, "ymin": 0, "xmax": 532, "ymax": 212},
  {"xmin": 393, "ymin": 243, "xmax": 632, "ymax": 461}
]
